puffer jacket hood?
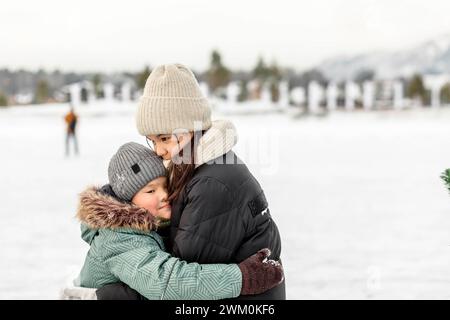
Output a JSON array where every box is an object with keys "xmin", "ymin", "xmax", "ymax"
[{"xmin": 76, "ymin": 186, "xmax": 159, "ymax": 241}]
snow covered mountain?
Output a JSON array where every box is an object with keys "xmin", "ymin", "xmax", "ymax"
[{"xmin": 318, "ymin": 34, "xmax": 450, "ymax": 81}]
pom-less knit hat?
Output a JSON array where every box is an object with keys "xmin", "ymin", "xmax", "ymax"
[
  {"xmin": 136, "ymin": 63, "xmax": 212, "ymax": 136},
  {"xmin": 108, "ymin": 142, "xmax": 167, "ymax": 201}
]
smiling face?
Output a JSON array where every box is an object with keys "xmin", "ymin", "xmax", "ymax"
[
  {"xmin": 147, "ymin": 133, "xmax": 193, "ymax": 161},
  {"xmin": 131, "ymin": 176, "xmax": 171, "ymax": 219}
]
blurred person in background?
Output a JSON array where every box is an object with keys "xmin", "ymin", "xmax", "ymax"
[{"xmin": 64, "ymin": 105, "xmax": 79, "ymax": 156}]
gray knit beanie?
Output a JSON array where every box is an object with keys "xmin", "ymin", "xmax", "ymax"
[
  {"xmin": 108, "ymin": 142, "xmax": 167, "ymax": 201},
  {"xmin": 136, "ymin": 63, "xmax": 212, "ymax": 136}
]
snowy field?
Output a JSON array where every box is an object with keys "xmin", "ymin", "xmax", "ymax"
[{"xmin": 1, "ymin": 101, "xmax": 450, "ymax": 299}]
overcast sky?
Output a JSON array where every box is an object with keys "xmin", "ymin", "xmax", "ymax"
[{"xmin": 2, "ymin": 0, "xmax": 450, "ymax": 73}]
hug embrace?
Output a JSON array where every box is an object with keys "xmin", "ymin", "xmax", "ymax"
[{"xmin": 74, "ymin": 64, "xmax": 286, "ymax": 300}]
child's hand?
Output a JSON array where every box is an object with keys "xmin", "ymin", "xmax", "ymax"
[{"xmin": 238, "ymin": 248, "xmax": 284, "ymax": 295}]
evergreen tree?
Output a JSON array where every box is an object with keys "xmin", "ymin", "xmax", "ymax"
[
  {"xmin": 440, "ymin": 83, "xmax": 450, "ymax": 105},
  {"xmin": 269, "ymin": 82, "xmax": 279, "ymax": 103},
  {"xmin": 251, "ymin": 58, "xmax": 284, "ymax": 102},
  {"xmin": 237, "ymin": 80, "xmax": 248, "ymax": 102},
  {"xmin": 81, "ymin": 87, "xmax": 89, "ymax": 103},
  {"xmin": 442, "ymin": 169, "xmax": 450, "ymax": 194},
  {"xmin": 252, "ymin": 56, "xmax": 270, "ymax": 82},
  {"xmin": 207, "ymin": 50, "xmax": 230, "ymax": 94},
  {"xmin": 35, "ymin": 79, "xmax": 49, "ymax": 104},
  {"xmin": 92, "ymin": 74, "xmax": 102, "ymax": 98},
  {"xmin": 268, "ymin": 62, "xmax": 282, "ymax": 103},
  {"xmin": 136, "ymin": 66, "xmax": 151, "ymax": 90},
  {"xmin": 0, "ymin": 91, "xmax": 7, "ymax": 107},
  {"xmin": 407, "ymin": 74, "xmax": 427, "ymax": 104}
]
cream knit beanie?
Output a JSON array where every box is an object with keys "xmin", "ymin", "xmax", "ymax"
[{"xmin": 136, "ymin": 64, "xmax": 212, "ymax": 136}]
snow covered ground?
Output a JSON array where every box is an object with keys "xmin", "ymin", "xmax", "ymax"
[{"xmin": 1, "ymin": 101, "xmax": 450, "ymax": 299}]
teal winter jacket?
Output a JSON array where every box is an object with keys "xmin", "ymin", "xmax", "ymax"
[{"xmin": 77, "ymin": 187, "xmax": 242, "ymax": 300}]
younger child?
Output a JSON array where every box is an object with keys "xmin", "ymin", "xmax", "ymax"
[{"xmin": 77, "ymin": 142, "xmax": 283, "ymax": 299}]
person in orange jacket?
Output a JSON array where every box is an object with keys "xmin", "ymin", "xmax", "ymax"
[{"xmin": 64, "ymin": 106, "xmax": 79, "ymax": 156}]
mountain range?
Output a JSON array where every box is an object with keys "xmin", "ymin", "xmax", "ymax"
[{"xmin": 317, "ymin": 34, "xmax": 450, "ymax": 81}]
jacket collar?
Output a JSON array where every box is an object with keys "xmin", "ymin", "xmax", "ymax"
[{"xmin": 195, "ymin": 119, "xmax": 238, "ymax": 168}]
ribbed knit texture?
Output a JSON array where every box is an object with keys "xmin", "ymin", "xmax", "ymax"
[
  {"xmin": 136, "ymin": 64, "xmax": 212, "ymax": 136},
  {"xmin": 108, "ymin": 142, "xmax": 166, "ymax": 201}
]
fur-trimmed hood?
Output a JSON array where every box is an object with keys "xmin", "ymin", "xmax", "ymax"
[{"xmin": 76, "ymin": 186, "xmax": 158, "ymax": 233}]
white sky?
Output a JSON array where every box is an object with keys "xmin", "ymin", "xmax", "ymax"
[{"xmin": 2, "ymin": 0, "xmax": 450, "ymax": 72}]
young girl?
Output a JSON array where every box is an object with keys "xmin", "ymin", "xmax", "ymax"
[{"xmin": 77, "ymin": 142, "xmax": 283, "ymax": 299}]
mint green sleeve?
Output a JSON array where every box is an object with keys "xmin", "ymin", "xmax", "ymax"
[{"xmin": 104, "ymin": 241, "xmax": 242, "ymax": 300}]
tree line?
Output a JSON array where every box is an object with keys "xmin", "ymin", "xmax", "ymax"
[{"xmin": 0, "ymin": 51, "xmax": 449, "ymax": 107}]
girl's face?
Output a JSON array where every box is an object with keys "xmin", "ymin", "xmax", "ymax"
[
  {"xmin": 131, "ymin": 176, "xmax": 171, "ymax": 219},
  {"xmin": 147, "ymin": 133, "xmax": 193, "ymax": 161}
]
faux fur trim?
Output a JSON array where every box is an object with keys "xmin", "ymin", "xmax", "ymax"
[{"xmin": 76, "ymin": 186, "xmax": 158, "ymax": 232}]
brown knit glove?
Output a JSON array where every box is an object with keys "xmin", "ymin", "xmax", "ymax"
[{"xmin": 238, "ymin": 248, "xmax": 284, "ymax": 295}]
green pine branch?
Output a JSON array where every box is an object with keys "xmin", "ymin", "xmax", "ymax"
[{"xmin": 441, "ymin": 169, "xmax": 450, "ymax": 193}]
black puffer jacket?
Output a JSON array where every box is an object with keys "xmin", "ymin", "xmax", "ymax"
[{"xmin": 169, "ymin": 151, "xmax": 285, "ymax": 300}]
